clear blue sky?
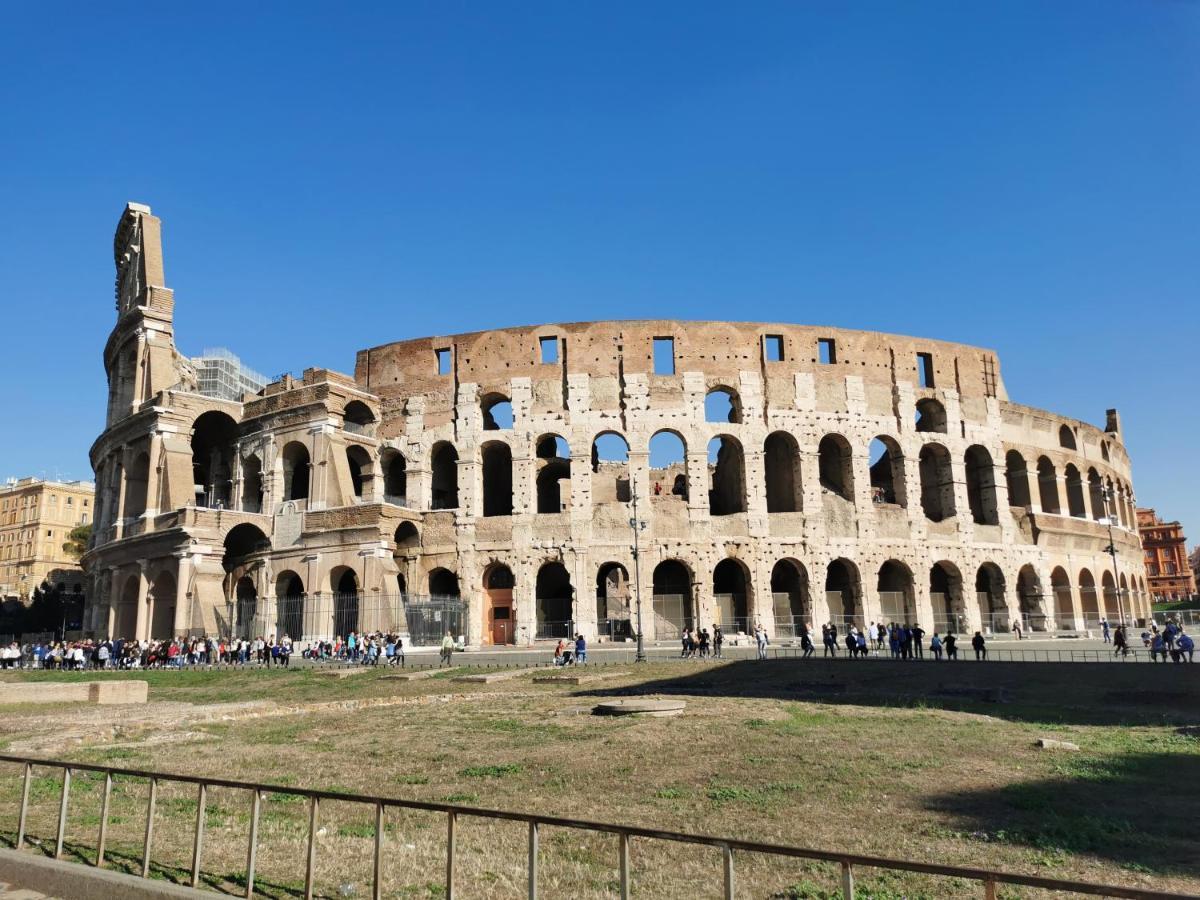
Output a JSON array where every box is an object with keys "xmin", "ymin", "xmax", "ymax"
[{"xmin": 1, "ymin": 2, "xmax": 1196, "ymax": 535}]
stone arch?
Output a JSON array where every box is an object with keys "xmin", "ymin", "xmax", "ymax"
[
  {"xmin": 770, "ymin": 559, "xmax": 810, "ymax": 635},
  {"xmin": 481, "ymin": 393, "xmax": 513, "ymax": 431},
  {"xmin": 346, "ymin": 444, "xmax": 372, "ymax": 500},
  {"xmin": 429, "ymin": 568, "xmax": 460, "ymax": 598},
  {"xmin": 1059, "ymin": 424, "xmax": 1077, "ymax": 450},
  {"xmin": 1078, "ymin": 568, "xmax": 1099, "ymax": 624},
  {"xmin": 964, "ymin": 445, "xmax": 999, "ymax": 525},
  {"xmin": 192, "ymin": 411, "xmax": 239, "ymax": 508},
  {"xmin": 124, "ymin": 451, "xmax": 150, "ymax": 519},
  {"xmin": 930, "ymin": 561, "xmax": 966, "ymax": 633},
  {"xmin": 1087, "ymin": 467, "xmax": 1105, "ymax": 521},
  {"xmin": 1050, "ymin": 567, "xmax": 1074, "ymax": 627},
  {"xmin": 483, "ymin": 562, "xmax": 515, "ymax": 646},
  {"xmin": 915, "ymin": 398, "xmax": 948, "ymax": 433},
  {"xmin": 704, "ymin": 387, "xmax": 742, "ymax": 424},
  {"xmin": 1101, "ymin": 441, "xmax": 1111, "ymax": 462},
  {"xmin": 596, "ymin": 562, "xmax": 630, "ymax": 633},
  {"xmin": 652, "ymin": 559, "xmax": 694, "ymax": 638},
  {"xmin": 535, "ymin": 434, "xmax": 571, "ymax": 514},
  {"xmin": 975, "ymin": 562, "xmax": 1008, "ymax": 631},
  {"xmin": 1118, "ymin": 573, "xmax": 1130, "ymax": 622},
  {"xmin": 1017, "ymin": 565, "xmax": 1045, "ymax": 630},
  {"xmin": 430, "ymin": 442, "xmax": 459, "ymax": 510},
  {"xmin": 591, "ymin": 432, "xmax": 630, "ymax": 504},
  {"xmin": 281, "ymin": 441, "xmax": 311, "ymax": 503},
  {"xmin": 919, "ymin": 443, "xmax": 955, "ymax": 521},
  {"xmin": 114, "ymin": 574, "xmax": 139, "ymax": 639},
  {"xmin": 824, "ymin": 558, "xmax": 862, "ymax": 624},
  {"xmin": 480, "ymin": 440, "xmax": 514, "ymax": 517},
  {"xmin": 764, "ymin": 431, "xmax": 803, "ymax": 512},
  {"xmin": 223, "ymin": 523, "xmax": 270, "ymax": 607},
  {"xmin": 150, "ymin": 570, "xmax": 177, "ymax": 640},
  {"xmin": 1101, "ymin": 570, "xmax": 1119, "ymax": 620},
  {"xmin": 241, "ymin": 453, "xmax": 264, "ymax": 513},
  {"xmin": 1037, "ymin": 456, "xmax": 1061, "ymax": 514},
  {"xmin": 712, "ymin": 557, "xmax": 750, "ymax": 632},
  {"xmin": 233, "ymin": 574, "xmax": 256, "ymax": 640},
  {"xmin": 877, "ymin": 560, "xmax": 916, "ymax": 623},
  {"xmin": 707, "ymin": 435, "xmax": 746, "ymax": 516},
  {"xmin": 275, "ymin": 571, "xmax": 305, "ymax": 641},
  {"xmin": 1004, "ymin": 450, "xmax": 1030, "ymax": 508},
  {"xmin": 868, "ymin": 436, "xmax": 906, "ymax": 506},
  {"xmin": 343, "ymin": 400, "xmax": 375, "ymax": 430},
  {"xmin": 382, "ymin": 448, "xmax": 407, "ymax": 503},
  {"xmin": 535, "ymin": 561, "xmax": 574, "ymax": 639},
  {"xmin": 1064, "ymin": 464, "xmax": 1087, "ymax": 518},
  {"xmin": 330, "ymin": 567, "xmax": 360, "ymax": 638},
  {"xmin": 649, "ymin": 430, "xmax": 688, "ymax": 500},
  {"xmin": 818, "ymin": 434, "xmax": 854, "ymax": 502}
]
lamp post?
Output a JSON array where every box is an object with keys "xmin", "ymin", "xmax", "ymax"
[
  {"xmin": 628, "ymin": 481, "xmax": 648, "ymax": 663},
  {"xmin": 1102, "ymin": 486, "xmax": 1126, "ymax": 626}
]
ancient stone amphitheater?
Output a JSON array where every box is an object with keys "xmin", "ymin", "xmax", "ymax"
[{"xmin": 85, "ymin": 204, "xmax": 1148, "ymax": 647}]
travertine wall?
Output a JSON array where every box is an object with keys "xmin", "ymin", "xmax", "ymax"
[{"xmin": 84, "ymin": 204, "xmax": 1149, "ymax": 646}]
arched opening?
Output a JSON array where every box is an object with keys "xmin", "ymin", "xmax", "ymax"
[
  {"xmin": 764, "ymin": 431, "xmax": 803, "ymax": 512},
  {"xmin": 1037, "ymin": 457, "xmax": 1060, "ymax": 514},
  {"xmin": 192, "ymin": 411, "xmax": 238, "ymax": 508},
  {"xmin": 713, "ymin": 558, "xmax": 750, "ymax": 633},
  {"xmin": 930, "ymin": 562, "xmax": 965, "ymax": 633},
  {"xmin": 1064, "ymin": 464, "xmax": 1087, "ymax": 518},
  {"xmin": 652, "ymin": 560, "xmax": 694, "ymax": 639},
  {"xmin": 150, "ymin": 571, "xmax": 177, "ymax": 640},
  {"xmin": 868, "ymin": 436, "xmax": 905, "ymax": 506},
  {"xmin": 114, "ymin": 575, "xmax": 139, "ymax": 639},
  {"xmin": 241, "ymin": 454, "xmax": 263, "ymax": 513},
  {"xmin": 382, "ymin": 449, "xmax": 407, "ymax": 504},
  {"xmin": 483, "ymin": 563, "xmax": 515, "ymax": 645},
  {"xmin": 481, "ymin": 393, "xmax": 513, "ymax": 431},
  {"xmin": 591, "ymin": 433, "xmax": 630, "ymax": 504},
  {"xmin": 1058, "ymin": 424, "xmax": 1076, "ymax": 450},
  {"xmin": 704, "ymin": 387, "xmax": 742, "ymax": 424},
  {"xmin": 276, "ymin": 572, "xmax": 305, "ymax": 640},
  {"xmin": 346, "ymin": 445, "xmax": 372, "ymax": 500},
  {"xmin": 964, "ymin": 445, "xmax": 999, "ymax": 525},
  {"xmin": 1079, "ymin": 568, "xmax": 1099, "ymax": 625},
  {"xmin": 392, "ymin": 522, "xmax": 420, "ymax": 598},
  {"xmin": 1017, "ymin": 565, "xmax": 1044, "ymax": 630},
  {"xmin": 877, "ymin": 560, "xmax": 915, "ymax": 623},
  {"xmin": 707, "ymin": 435, "xmax": 746, "ymax": 516},
  {"xmin": 770, "ymin": 560, "xmax": 809, "ymax": 636},
  {"xmin": 343, "ymin": 400, "xmax": 375, "ymax": 433},
  {"xmin": 825, "ymin": 559, "xmax": 862, "ymax": 626},
  {"xmin": 975, "ymin": 563, "xmax": 1008, "ymax": 632},
  {"xmin": 1087, "ymin": 468, "xmax": 1105, "ymax": 522},
  {"xmin": 281, "ymin": 442, "xmax": 311, "ymax": 503},
  {"xmin": 915, "ymin": 398, "xmax": 947, "ymax": 433},
  {"xmin": 331, "ymin": 567, "xmax": 360, "ymax": 638},
  {"xmin": 1101, "ymin": 441, "xmax": 1111, "ymax": 462},
  {"xmin": 234, "ymin": 575, "xmax": 256, "ymax": 641},
  {"xmin": 430, "ymin": 442, "xmax": 459, "ymax": 510},
  {"xmin": 1051, "ymin": 567, "xmax": 1074, "ymax": 628},
  {"xmin": 1101, "ymin": 571, "xmax": 1119, "ymax": 620},
  {"xmin": 429, "ymin": 568, "xmax": 460, "ymax": 598},
  {"xmin": 223, "ymin": 523, "xmax": 269, "ymax": 636},
  {"xmin": 919, "ymin": 443, "xmax": 955, "ymax": 521},
  {"xmin": 1119, "ymin": 573, "xmax": 1130, "ymax": 622},
  {"xmin": 818, "ymin": 434, "xmax": 854, "ymax": 502},
  {"xmin": 480, "ymin": 441, "xmax": 513, "ymax": 517},
  {"xmin": 649, "ymin": 431, "xmax": 688, "ymax": 501},
  {"xmin": 536, "ymin": 435, "xmax": 571, "ymax": 513},
  {"xmin": 535, "ymin": 562, "xmax": 574, "ymax": 639},
  {"xmin": 596, "ymin": 562, "xmax": 631, "ymax": 638},
  {"xmin": 1004, "ymin": 450, "xmax": 1030, "ymax": 508},
  {"xmin": 124, "ymin": 452, "xmax": 150, "ymax": 519}
]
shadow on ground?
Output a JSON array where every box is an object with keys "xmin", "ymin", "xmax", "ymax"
[{"xmin": 576, "ymin": 658, "xmax": 1200, "ymax": 726}]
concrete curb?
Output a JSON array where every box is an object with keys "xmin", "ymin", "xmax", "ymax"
[{"xmin": 0, "ymin": 848, "xmax": 208, "ymax": 899}]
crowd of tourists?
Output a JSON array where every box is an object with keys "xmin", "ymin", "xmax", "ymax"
[{"xmin": 1137, "ymin": 620, "xmax": 1195, "ymax": 663}]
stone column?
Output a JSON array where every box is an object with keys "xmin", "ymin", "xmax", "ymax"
[
  {"xmin": 173, "ymin": 554, "xmax": 193, "ymax": 636},
  {"xmin": 143, "ymin": 431, "xmax": 164, "ymax": 520},
  {"xmin": 132, "ymin": 561, "xmax": 149, "ymax": 641},
  {"xmin": 106, "ymin": 567, "xmax": 121, "ymax": 637}
]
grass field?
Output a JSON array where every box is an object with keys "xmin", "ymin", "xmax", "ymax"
[{"xmin": 0, "ymin": 659, "xmax": 1197, "ymax": 898}]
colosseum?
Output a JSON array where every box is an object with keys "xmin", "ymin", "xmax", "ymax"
[{"xmin": 84, "ymin": 203, "xmax": 1150, "ymax": 647}]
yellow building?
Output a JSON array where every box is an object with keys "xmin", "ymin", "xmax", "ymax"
[{"xmin": 0, "ymin": 477, "xmax": 95, "ymax": 601}]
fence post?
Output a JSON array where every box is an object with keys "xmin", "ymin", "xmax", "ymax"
[
  {"xmin": 245, "ymin": 790, "xmax": 261, "ymax": 899},
  {"xmin": 840, "ymin": 861, "xmax": 854, "ymax": 899},
  {"xmin": 618, "ymin": 832, "xmax": 630, "ymax": 900},
  {"xmin": 96, "ymin": 772, "xmax": 112, "ymax": 867},
  {"xmin": 723, "ymin": 844, "xmax": 735, "ymax": 899},
  {"xmin": 142, "ymin": 777, "xmax": 157, "ymax": 878},
  {"xmin": 15, "ymin": 762, "xmax": 31, "ymax": 850},
  {"xmin": 445, "ymin": 811, "xmax": 457, "ymax": 900},
  {"xmin": 191, "ymin": 781, "xmax": 207, "ymax": 887},
  {"xmin": 528, "ymin": 820, "xmax": 539, "ymax": 900},
  {"xmin": 304, "ymin": 796, "xmax": 320, "ymax": 900},
  {"xmin": 984, "ymin": 878, "xmax": 997, "ymax": 899},
  {"xmin": 373, "ymin": 801, "xmax": 384, "ymax": 900},
  {"xmin": 54, "ymin": 767, "xmax": 71, "ymax": 860}
]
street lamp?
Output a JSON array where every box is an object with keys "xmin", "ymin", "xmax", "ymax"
[
  {"xmin": 628, "ymin": 480, "xmax": 648, "ymax": 663},
  {"xmin": 1101, "ymin": 486, "xmax": 1127, "ymax": 626}
]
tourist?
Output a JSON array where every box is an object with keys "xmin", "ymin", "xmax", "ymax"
[
  {"xmin": 1112, "ymin": 626, "xmax": 1128, "ymax": 658},
  {"xmin": 1150, "ymin": 632, "xmax": 1166, "ymax": 663},
  {"xmin": 697, "ymin": 628, "xmax": 709, "ymax": 659},
  {"xmin": 800, "ymin": 628, "xmax": 814, "ymax": 658},
  {"xmin": 844, "ymin": 629, "xmax": 857, "ymax": 657},
  {"xmin": 972, "ymin": 631, "xmax": 987, "ymax": 661},
  {"xmin": 930, "ymin": 632, "xmax": 943, "ymax": 660},
  {"xmin": 1101, "ymin": 620, "xmax": 1111, "ymax": 643},
  {"xmin": 945, "ymin": 632, "xmax": 958, "ymax": 660},
  {"xmin": 755, "ymin": 625, "xmax": 768, "ymax": 660},
  {"xmin": 911, "ymin": 623, "xmax": 925, "ymax": 659},
  {"xmin": 712, "ymin": 624, "xmax": 724, "ymax": 659},
  {"xmin": 889, "ymin": 625, "xmax": 901, "ymax": 660},
  {"xmin": 1178, "ymin": 630, "xmax": 1194, "ymax": 663},
  {"xmin": 856, "ymin": 629, "xmax": 867, "ymax": 657},
  {"xmin": 680, "ymin": 629, "xmax": 691, "ymax": 659},
  {"xmin": 440, "ymin": 631, "xmax": 455, "ymax": 667},
  {"xmin": 1012, "ymin": 618, "xmax": 1023, "ymax": 640},
  {"xmin": 394, "ymin": 635, "xmax": 405, "ymax": 668},
  {"xmin": 575, "ymin": 632, "xmax": 587, "ymax": 665},
  {"xmin": 822, "ymin": 624, "xmax": 836, "ymax": 657}
]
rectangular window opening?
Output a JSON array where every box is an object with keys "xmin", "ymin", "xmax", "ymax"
[
  {"xmin": 653, "ymin": 337, "xmax": 675, "ymax": 375},
  {"xmin": 435, "ymin": 347, "xmax": 452, "ymax": 376},
  {"xmin": 917, "ymin": 352, "xmax": 935, "ymax": 388},
  {"xmin": 818, "ymin": 338, "xmax": 837, "ymax": 365},
  {"xmin": 539, "ymin": 336, "xmax": 559, "ymax": 364},
  {"xmin": 764, "ymin": 334, "xmax": 784, "ymax": 362}
]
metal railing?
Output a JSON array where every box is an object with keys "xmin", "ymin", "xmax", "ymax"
[{"xmin": 0, "ymin": 753, "xmax": 1185, "ymax": 900}]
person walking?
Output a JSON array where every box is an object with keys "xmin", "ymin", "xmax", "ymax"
[
  {"xmin": 930, "ymin": 632, "xmax": 943, "ymax": 660},
  {"xmin": 972, "ymin": 631, "xmax": 987, "ymax": 660},
  {"xmin": 1101, "ymin": 620, "xmax": 1111, "ymax": 644},
  {"xmin": 755, "ymin": 625, "xmax": 768, "ymax": 661},
  {"xmin": 1012, "ymin": 618, "xmax": 1023, "ymax": 640},
  {"xmin": 800, "ymin": 628, "xmax": 814, "ymax": 658},
  {"xmin": 440, "ymin": 631, "xmax": 455, "ymax": 667},
  {"xmin": 945, "ymin": 632, "xmax": 958, "ymax": 660},
  {"xmin": 713, "ymin": 624, "xmax": 724, "ymax": 659},
  {"xmin": 697, "ymin": 628, "xmax": 709, "ymax": 659},
  {"xmin": 1113, "ymin": 626, "xmax": 1128, "ymax": 658}
]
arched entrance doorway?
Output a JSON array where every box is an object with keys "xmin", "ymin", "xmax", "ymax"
[
  {"xmin": 1050, "ymin": 567, "xmax": 1074, "ymax": 629},
  {"xmin": 234, "ymin": 576, "xmax": 257, "ymax": 640},
  {"xmin": 150, "ymin": 572, "xmax": 177, "ymax": 640},
  {"xmin": 276, "ymin": 572, "xmax": 305, "ymax": 641},
  {"xmin": 535, "ymin": 563, "xmax": 573, "ymax": 639},
  {"xmin": 596, "ymin": 563, "xmax": 631, "ymax": 639},
  {"xmin": 824, "ymin": 559, "xmax": 862, "ymax": 627},
  {"xmin": 114, "ymin": 575, "xmax": 139, "ymax": 639},
  {"xmin": 713, "ymin": 558, "xmax": 750, "ymax": 633},
  {"xmin": 930, "ymin": 562, "xmax": 966, "ymax": 634},
  {"xmin": 770, "ymin": 560, "xmax": 809, "ymax": 637},
  {"xmin": 1017, "ymin": 566, "xmax": 1045, "ymax": 631},
  {"xmin": 332, "ymin": 568, "xmax": 360, "ymax": 638},
  {"xmin": 877, "ymin": 561, "xmax": 915, "ymax": 624},
  {"xmin": 975, "ymin": 563, "xmax": 1009, "ymax": 632},
  {"xmin": 1079, "ymin": 569, "xmax": 1099, "ymax": 626},
  {"xmin": 483, "ymin": 564, "xmax": 515, "ymax": 646},
  {"xmin": 652, "ymin": 560, "xmax": 694, "ymax": 639}
]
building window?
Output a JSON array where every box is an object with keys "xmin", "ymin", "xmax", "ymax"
[
  {"xmin": 81, "ymin": 514, "xmax": 89, "ymax": 524},
  {"xmin": 818, "ymin": 338, "xmax": 837, "ymax": 365},
  {"xmin": 653, "ymin": 337, "xmax": 675, "ymax": 375},
  {"xmin": 764, "ymin": 335, "xmax": 784, "ymax": 362},
  {"xmin": 435, "ymin": 347, "xmax": 452, "ymax": 376},
  {"xmin": 66, "ymin": 497, "xmax": 72, "ymax": 506},
  {"xmin": 917, "ymin": 352, "xmax": 935, "ymax": 388},
  {"xmin": 539, "ymin": 336, "xmax": 559, "ymax": 364}
]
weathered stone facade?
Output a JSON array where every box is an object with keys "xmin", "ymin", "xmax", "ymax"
[{"xmin": 84, "ymin": 204, "xmax": 1150, "ymax": 646}]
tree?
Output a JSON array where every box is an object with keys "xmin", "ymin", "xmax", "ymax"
[{"xmin": 62, "ymin": 524, "xmax": 92, "ymax": 561}]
